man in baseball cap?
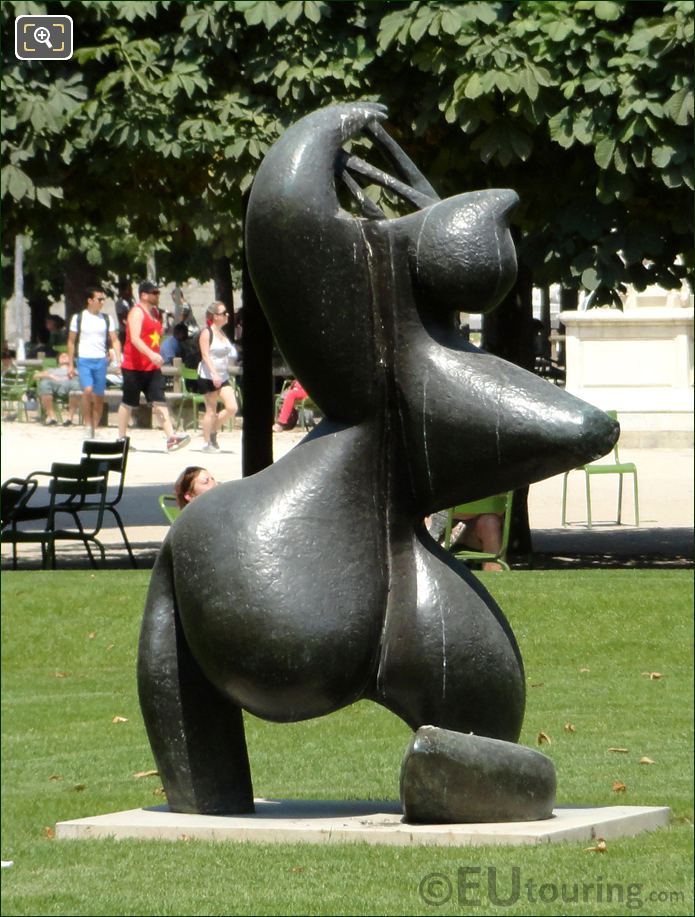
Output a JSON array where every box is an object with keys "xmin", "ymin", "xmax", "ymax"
[{"xmin": 118, "ymin": 281, "xmax": 190, "ymax": 452}]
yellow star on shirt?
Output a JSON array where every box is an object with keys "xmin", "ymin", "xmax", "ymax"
[{"xmin": 149, "ymin": 330, "xmax": 161, "ymax": 347}]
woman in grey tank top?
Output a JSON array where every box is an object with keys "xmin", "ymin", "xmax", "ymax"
[{"xmin": 198, "ymin": 302, "xmax": 239, "ymax": 452}]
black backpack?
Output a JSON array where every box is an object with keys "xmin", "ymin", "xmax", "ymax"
[{"xmin": 180, "ymin": 327, "xmax": 213, "ymax": 370}]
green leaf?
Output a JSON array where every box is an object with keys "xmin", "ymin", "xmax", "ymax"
[
  {"xmin": 464, "ymin": 73, "xmax": 483, "ymax": 100},
  {"xmin": 666, "ymin": 87, "xmax": 693, "ymax": 126},
  {"xmin": 626, "ymin": 22, "xmax": 670, "ymax": 52},
  {"xmin": 548, "ymin": 109, "xmax": 574, "ymax": 149},
  {"xmin": 1, "ymin": 164, "xmax": 35, "ymax": 201},
  {"xmin": 471, "ymin": 122, "xmax": 529, "ymax": 167},
  {"xmin": 651, "ymin": 145, "xmax": 674, "ymax": 168},
  {"xmin": 572, "ymin": 110, "xmax": 593, "ymax": 145},
  {"xmin": 584, "ymin": 76, "xmax": 614, "ymax": 97},
  {"xmin": 303, "ymin": 1, "xmax": 322, "ymax": 25},
  {"xmin": 509, "ymin": 126, "xmax": 533, "ymax": 161},
  {"xmin": 283, "ymin": 1, "xmax": 303, "ymax": 25},
  {"xmin": 35, "ymin": 185, "xmax": 62, "ymax": 207},
  {"xmin": 594, "ymin": 1, "xmax": 622, "ymax": 21},
  {"xmin": 581, "ymin": 267, "xmax": 600, "ymax": 290},
  {"xmin": 662, "ymin": 167, "xmax": 683, "ymax": 189},
  {"xmin": 546, "ymin": 20, "xmax": 572, "ymax": 42},
  {"xmin": 532, "ymin": 65, "xmax": 554, "ymax": 88},
  {"xmin": 612, "ymin": 144, "xmax": 628, "ymax": 174},
  {"xmin": 244, "ymin": 1, "xmax": 282, "ymax": 29},
  {"xmin": 594, "ymin": 136, "xmax": 615, "ymax": 168},
  {"xmin": 441, "ymin": 9, "xmax": 460, "ymax": 36},
  {"xmin": 472, "ymin": 3, "xmax": 498, "ymax": 25},
  {"xmin": 492, "ymin": 71, "xmax": 510, "ymax": 93},
  {"xmin": 521, "ymin": 67, "xmax": 539, "ymax": 101},
  {"xmin": 410, "ymin": 10, "xmax": 433, "ymax": 43},
  {"xmin": 377, "ymin": 10, "xmax": 407, "ymax": 50}
]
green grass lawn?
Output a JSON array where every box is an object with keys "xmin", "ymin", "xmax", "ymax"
[{"xmin": 1, "ymin": 570, "xmax": 693, "ymax": 916}]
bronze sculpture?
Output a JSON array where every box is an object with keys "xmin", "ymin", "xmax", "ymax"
[{"xmin": 138, "ymin": 103, "xmax": 618, "ymax": 821}]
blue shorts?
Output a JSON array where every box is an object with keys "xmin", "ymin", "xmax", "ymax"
[{"xmin": 77, "ymin": 357, "xmax": 107, "ymax": 396}]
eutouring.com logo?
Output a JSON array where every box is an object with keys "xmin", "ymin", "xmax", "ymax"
[{"xmin": 418, "ymin": 867, "xmax": 685, "ymax": 910}]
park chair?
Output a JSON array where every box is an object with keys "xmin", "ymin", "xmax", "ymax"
[
  {"xmin": 443, "ymin": 491, "xmax": 514, "ymax": 571},
  {"xmin": 2, "ymin": 461, "xmax": 109, "ymax": 569},
  {"xmin": 1, "ymin": 377, "xmax": 30, "ymax": 422},
  {"xmin": 561, "ymin": 411, "xmax": 639, "ymax": 527},
  {"xmin": 159, "ymin": 494, "xmax": 181, "ymax": 524},
  {"xmin": 1, "ymin": 477, "xmax": 39, "ymax": 528},
  {"xmin": 176, "ymin": 367, "xmax": 206, "ymax": 431},
  {"xmin": 274, "ymin": 378, "xmax": 292, "ymax": 415},
  {"xmin": 296, "ymin": 393, "xmax": 321, "ymax": 430},
  {"xmin": 274, "ymin": 379, "xmax": 320, "ymax": 431},
  {"xmin": 79, "ymin": 438, "xmax": 136, "ymax": 566}
]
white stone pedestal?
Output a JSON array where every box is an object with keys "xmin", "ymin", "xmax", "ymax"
[
  {"xmin": 560, "ymin": 305, "xmax": 693, "ymax": 447},
  {"xmin": 55, "ymin": 800, "xmax": 671, "ymax": 847}
]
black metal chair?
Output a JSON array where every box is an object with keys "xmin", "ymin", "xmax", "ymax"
[
  {"xmin": 78, "ymin": 438, "xmax": 136, "ymax": 567},
  {"xmin": 1, "ymin": 477, "xmax": 39, "ymax": 528},
  {"xmin": 2, "ymin": 462, "xmax": 109, "ymax": 569}
]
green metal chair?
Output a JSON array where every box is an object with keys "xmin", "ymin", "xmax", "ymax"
[
  {"xmin": 1, "ymin": 378, "xmax": 30, "ymax": 422},
  {"xmin": 274, "ymin": 380, "xmax": 320, "ymax": 431},
  {"xmin": 176, "ymin": 367, "xmax": 206, "ymax": 431},
  {"xmin": 443, "ymin": 491, "xmax": 514, "ymax": 571},
  {"xmin": 561, "ymin": 411, "xmax": 639, "ymax": 527},
  {"xmin": 159, "ymin": 494, "xmax": 181, "ymax": 524},
  {"xmin": 274, "ymin": 379, "xmax": 292, "ymax": 420}
]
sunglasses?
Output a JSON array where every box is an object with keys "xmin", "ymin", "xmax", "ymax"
[{"xmin": 215, "ymin": 311, "xmax": 228, "ymax": 316}]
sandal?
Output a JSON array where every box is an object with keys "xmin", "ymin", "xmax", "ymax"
[
  {"xmin": 45, "ymin": 419, "xmax": 58, "ymax": 427},
  {"xmin": 62, "ymin": 419, "xmax": 73, "ymax": 427}
]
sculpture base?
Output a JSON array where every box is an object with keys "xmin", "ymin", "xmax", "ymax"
[{"xmin": 55, "ymin": 800, "xmax": 669, "ymax": 847}]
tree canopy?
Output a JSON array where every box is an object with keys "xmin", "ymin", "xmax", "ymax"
[{"xmin": 2, "ymin": 0, "xmax": 693, "ymax": 309}]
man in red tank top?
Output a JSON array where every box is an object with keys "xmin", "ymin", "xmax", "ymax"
[{"xmin": 117, "ymin": 281, "xmax": 190, "ymax": 452}]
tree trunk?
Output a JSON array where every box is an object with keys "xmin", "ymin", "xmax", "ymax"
[
  {"xmin": 240, "ymin": 198, "xmax": 274, "ymax": 477},
  {"xmin": 28, "ymin": 285, "xmax": 51, "ymax": 347},
  {"xmin": 481, "ymin": 251, "xmax": 535, "ymax": 558},
  {"xmin": 63, "ymin": 253, "xmax": 98, "ymax": 323},
  {"xmin": 213, "ymin": 256, "xmax": 234, "ymax": 315},
  {"xmin": 539, "ymin": 286, "xmax": 551, "ymax": 359},
  {"xmin": 481, "ymin": 253, "xmax": 534, "ymax": 371}
]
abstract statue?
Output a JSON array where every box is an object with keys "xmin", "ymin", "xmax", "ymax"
[{"xmin": 138, "ymin": 103, "xmax": 618, "ymax": 822}]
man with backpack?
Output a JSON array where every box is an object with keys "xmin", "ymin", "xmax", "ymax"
[{"xmin": 67, "ymin": 286, "xmax": 121, "ymax": 439}]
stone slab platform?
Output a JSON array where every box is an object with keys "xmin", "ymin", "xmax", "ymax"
[{"xmin": 56, "ymin": 800, "xmax": 670, "ymax": 847}]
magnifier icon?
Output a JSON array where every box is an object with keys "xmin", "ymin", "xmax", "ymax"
[{"xmin": 33, "ymin": 25, "xmax": 53, "ymax": 49}]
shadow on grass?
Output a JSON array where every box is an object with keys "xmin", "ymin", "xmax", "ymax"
[{"xmin": 3, "ymin": 525, "xmax": 693, "ymax": 571}]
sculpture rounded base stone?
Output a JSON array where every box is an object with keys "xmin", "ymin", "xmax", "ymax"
[{"xmin": 400, "ymin": 726, "xmax": 556, "ymax": 824}]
